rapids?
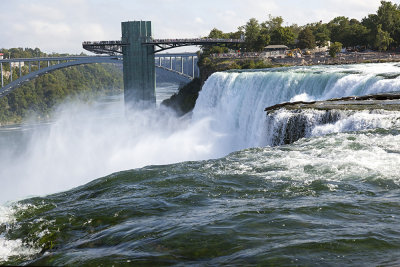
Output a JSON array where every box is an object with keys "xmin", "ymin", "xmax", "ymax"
[{"xmin": 1, "ymin": 63, "xmax": 400, "ymax": 265}]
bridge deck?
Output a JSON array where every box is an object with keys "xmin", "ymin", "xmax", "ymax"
[{"xmin": 82, "ymin": 38, "xmax": 244, "ymax": 54}]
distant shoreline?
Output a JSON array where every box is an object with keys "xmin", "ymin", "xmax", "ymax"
[{"xmin": 209, "ymin": 51, "xmax": 400, "ymax": 68}]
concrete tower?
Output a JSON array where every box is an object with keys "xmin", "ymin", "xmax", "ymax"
[{"xmin": 121, "ymin": 21, "xmax": 156, "ymax": 108}]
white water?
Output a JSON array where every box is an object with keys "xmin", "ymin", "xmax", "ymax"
[
  {"xmin": 1, "ymin": 63, "xmax": 400, "ymax": 205},
  {"xmin": 265, "ymin": 109, "xmax": 400, "ymax": 145},
  {"xmin": 0, "ymin": 205, "xmax": 39, "ymax": 262},
  {"xmin": 1, "ymin": 63, "xmax": 400, "ymax": 263},
  {"xmin": 193, "ymin": 63, "xmax": 400, "ymax": 148}
]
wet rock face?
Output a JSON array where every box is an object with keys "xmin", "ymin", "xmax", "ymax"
[
  {"xmin": 266, "ymin": 109, "xmax": 343, "ymax": 145},
  {"xmin": 265, "ymin": 93, "xmax": 400, "ymax": 115},
  {"xmin": 265, "ymin": 93, "xmax": 400, "ymax": 146}
]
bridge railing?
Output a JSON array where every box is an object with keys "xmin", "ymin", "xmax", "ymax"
[
  {"xmin": 144, "ymin": 38, "xmax": 244, "ymax": 44},
  {"xmin": 155, "ymin": 54, "xmax": 199, "ymax": 78}
]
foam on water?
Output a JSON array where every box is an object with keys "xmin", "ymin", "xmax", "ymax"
[
  {"xmin": 1, "ymin": 63, "xmax": 400, "ymax": 263},
  {"xmin": 1, "ymin": 63, "xmax": 400, "ymax": 204},
  {"xmin": 2, "ymin": 126, "xmax": 400, "ymax": 265},
  {"xmin": 265, "ymin": 109, "xmax": 400, "ymax": 145},
  {"xmin": 192, "ymin": 62, "xmax": 400, "ymax": 149},
  {"xmin": 0, "ymin": 205, "xmax": 39, "ymax": 262}
]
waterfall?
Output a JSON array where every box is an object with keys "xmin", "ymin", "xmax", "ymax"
[{"xmin": 192, "ymin": 63, "xmax": 400, "ymax": 148}]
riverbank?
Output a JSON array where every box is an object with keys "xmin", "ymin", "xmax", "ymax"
[{"xmin": 270, "ymin": 51, "xmax": 400, "ymax": 66}]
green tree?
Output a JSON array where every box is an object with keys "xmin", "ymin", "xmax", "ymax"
[
  {"xmin": 375, "ymin": 24, "xmax": 394, "ymax": 51},
  {"xmin": 287, "ymin": 23, "xmax": 302, "ymax": 41},
  {"xmin": 362, "ymin": 14, "xmax": 380, "ymax": 47},
  {"xmin": 361, "ymin": 1, "xmax": 400, "ymax": 49},
  {"xmin": 254, "ymin": 32, "xmax": 271, "ymax": 51},
  {"xmin": 329, "ymin": 42, "xmax": 342, "ymax": 57},
  {"xmin": 311, "ymin": 23, "xmax": 331, "ymax": 47},
  {"xmin": 203, "ymin": 28, "xmax": 229, "ymax": 54},
  {"xmin": 347, "ymin": 20, "xmax": 369, "ymax": 47},
  {"xmin": 262, "ymin": 15, "xmax": 284, "ymax": 32},
  {"xmin": 328, "ymin": 16, "xmax": 353, "ymax": 46},
  {"xmin": 270, "ymin": 27, "xmax": 295, "ymax": 46},
  {"xmin": 375, "ymin": 1, "xmax": 400, "ymax": 46},
  {"xmin": 243, "ymin": 18, "xmax": 262, "ymax": 51},
  {"xmin": 297, "ymin": 27, "xmax": 316, "ymax": 49}
]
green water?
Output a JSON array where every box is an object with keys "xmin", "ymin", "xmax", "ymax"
[
  {"xmin": 2, "ymin": 63, "xmax": 400, "ymax": 265},
  {"xmin": 2, "ymin": 129, "xmax": 400, "ymax": 266}
]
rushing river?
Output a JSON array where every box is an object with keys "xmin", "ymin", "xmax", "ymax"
[{"xmin": 1, "ymin": 64, "xmax": 400, "ymax": 265}]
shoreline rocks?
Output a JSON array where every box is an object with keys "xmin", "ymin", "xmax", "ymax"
[{"xmin": 265, "ymin": 93, "xmax": 400, "ymax": 114}]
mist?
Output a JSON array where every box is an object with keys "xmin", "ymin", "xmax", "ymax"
[{"xmin": 0, "ymin": 92, "xmax": 230, "ymax": 204}]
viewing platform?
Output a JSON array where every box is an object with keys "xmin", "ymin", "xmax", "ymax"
[{"xmin": 82, "ymin": 38, "xmax": 244, "ymax": 54}]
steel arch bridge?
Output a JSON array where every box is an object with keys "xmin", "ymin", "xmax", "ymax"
[{"xmin": 0, "ymin": 53, "xmax": 198, "ymax": 98}]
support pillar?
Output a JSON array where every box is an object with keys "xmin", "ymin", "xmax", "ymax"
[
  {"xmin": 10, "ymin": 62, "xmax": 12, "ymax": 81},
  {"xmin": 38, "ymin": 60, "xmax": 41, "ymax": 70},
  {"xmin": 181, "ymin": 57, "xmax": 184, "ymax": 73},
  {"xmin": 29, "ymin": 62, "xmax": 31, "ymax": 73},
  {"xmin": 1, "ymin": 63, "xmax": 3, "ymax": 87},
  {"xmin": 192, "ymin": 56, "xmax": 195, "ymax": 78},
  {"xmin": 170, "ymin": 57, "xmax": 172, "ymax": 70},
  {"xmin": 19, "ymin": 62, "xmax": 21, "ymax": 78},
  {"xmin": 121, "ymin": 21, "xmax": 155, "ymax": 108}
]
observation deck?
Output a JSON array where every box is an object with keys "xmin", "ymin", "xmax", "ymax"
[{"xmin": 82, "ymin": 38, "xmax": 244, "ymax": 55}]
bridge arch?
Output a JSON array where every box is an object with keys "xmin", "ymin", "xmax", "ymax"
[{"xmin": 0, "ymin": 54, "xmax": 196, "ymax": 98}]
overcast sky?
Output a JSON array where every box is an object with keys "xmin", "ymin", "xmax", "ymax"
[{"xmin": 0, "ymin": 0, "xmax": 385, "ymax": 54}]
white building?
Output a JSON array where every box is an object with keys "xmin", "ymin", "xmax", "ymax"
[{"xmin": 263, "ymin": 45, "xmax": 289, "ymax": 58}]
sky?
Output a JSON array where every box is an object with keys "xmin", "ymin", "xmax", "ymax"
[{"xmin": 0, "ymin": 0, "xmax": 388, "ymax": 54}]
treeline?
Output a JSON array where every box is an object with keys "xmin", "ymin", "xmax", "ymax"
[
  {"xmin": 203, "ymin": 1, "xmax": 400, "ymax": 54},
  {"xmin": 0, "ymin": 48, "xmax": 122, "ymax": 124}
]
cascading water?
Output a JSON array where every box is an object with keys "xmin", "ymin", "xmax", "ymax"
[
  {"xmin": 192, "ymin": 63, "xmax": 400, "ymax": 148},
  {"xmin": 2, "ymin": 63, "xmax": 400, "ymax": 265}
]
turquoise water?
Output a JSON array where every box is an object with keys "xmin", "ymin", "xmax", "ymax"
[{"xmin": 1, "ymin": 63, "xmax": 400, "ymax": 265}]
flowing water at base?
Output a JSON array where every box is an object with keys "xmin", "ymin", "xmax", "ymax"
[
  {"xmin": 1, "ymin": 63, "xmax": 400, "ymax": 265},
  {"xmin": 2, "ymin": 129, "xmax": 400, "ymax": 265}
]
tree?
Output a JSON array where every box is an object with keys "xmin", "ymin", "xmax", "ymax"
[
  {"xmin": 270, "ymin": 27, "xmax": 295, "ymax": 46},
  {"xmin": 243, "ymin": 18, "xmax": 262, "ymax": 51},
  {"xmin": 328, "ymin": 17, "xmax": 348, "ymax": 46},
  {"xmin": 312, "ymin": 23, "xmax": 331, "ymax": 47},
  {"xmin": 375, "ymin": 24, "xmax": 394, "ymax": 51},
  {"xmin": 347, "ymin": 20, "xmax": 369, "ymax": 47},
  {"xmin": 375, "ymin": 1, "xmax": 400, "ymax": 46},
  {"xmin": 329, "ymin": 42, "xmax": 342, "ymax": 57},
  {"xmin": 254, "ymin": 33, "xmax": 271, "ymax": 51},
  {"xmin": 208, "ymin": 28, "xmax": 225, "ymax": 39},
  {"xmin": 202, "ymin": 28, "xmax": 229, "ymax": 54},
  {"xmin": 361, "ymin": 1, "xmax": 400, "ymax": 49},
  {"xmin": 297, "ymin": 27, "xmax": 316, "ymax": 49},
  {"xmin": 263, "ymin": 15, "xmax": 283, "ymax": 32}
]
